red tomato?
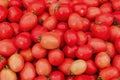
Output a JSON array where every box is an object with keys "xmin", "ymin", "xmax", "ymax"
[
  {"xmin": 0, "ymin": 67, "xmax": 17, "ymax": 80},
  {"xmin": 56, "ymin": 22, "xmax": 69, "ymax": 32},
  {"xmin": 38, "ymin": 12, "xmax": 49, "ymax": 24},
  {"xmin": 35, "ymin": 58, "xmax": 52, "ymax": 75},
  {"xmin": 11, "ymin": 23, "xmax": 20, "ymax": 36},
  {"xmin": 0, "ymin": 5, "xmax": 8, "ymax": 21},
  {"xmin": 115, "ymin": 38, "xmax": 120, "ymax": 53},
  {"xmin": 54, "ymin": 4, "xmax": 72, "ymax": 21},
  {"xmin": 49, "ymin": 71, "xmax": 65, "ymax": 80},
  {"xmin": 48, "ymin": 49, "xmax": 64, "ymax": 66},
  {"xmin": 34, "ymin": 76, "xmax": 48, "ymax": 80},
  {"xmin": 0, "ymin": 39, "xmax": 17, "ymax": 57},
  {"xmin": 32, "ymin": 43, "xmax": 47, "ymax": 59},
  {"xmin": 0, "ymin": 0, "xmax": 9, "ymax": 8},
  {"xmin": 64, "ymin": 30, "xmax": 78, "ymax": 46},
  {"xmin": 9, "ymin": 0, "xmax": 22, "ymax": 8},
  {"xmin": 112, "ymin": 55, "xmax": 120, "ymax": 71},
  {"xmin": 66, "ymin": 76, "xmax": 75, "ymax": 80},
  {"xmin": 76, "ymin": 45, "xmax": 93, "ymax": 60},
  {"xmin": 49, "ymin": 2, "xmax": 58, "ymax": 15},
  {"xmin": 58, "ymin": 58, "xmax": 73, "ymax": 75},
  {"xmin": 95, "ymin": 52, "xmax": 111, "ymax": 69},
  {"xmin": 40, "ymin": 32, "xmax": 60, "ymax": 49},
  {"xmin": 99, "ymin": 66, "xmax": 120, "ymax": 80},
  {"xmin": 20, "ymin": 62, "xmax": 36, "ymax": 80},
  {"xmin": 0, "ymin": 22, "xmax": 14, "ymax": 39},
  {"xmin": 85, "ymin": 60, "xmax": 97, "ymax": 75},
  {"xmin": 63, "ymin": 45, "xmax": 77, "ymax": 58},
  {"xmin": 19, "ymin": 12, "xmax": 38, "ymax": 31},
  {"xmin": 82, "ymin": 18, "xmax": 90, "ymax": 31},
  {"xmin": 88, "ymin": 38, "xmax": 107, "ymax": 53},
  {"xmin": 14, "ymin": 32, "xmax": 31, "ymax": 49},
  {"xmin": 74, "ymin": 74, "xmax": 92, "ymax": 80},
  {"xmin": 68, "ymin": 13, "xmax": 83, "ymax": 31},
  {"xmin": 113, "ymin": 11, "xmax": 120, "ymax": 25},
  {"xmin": 82, "ymin": 0, "xmax": 99, "ymax": 7},
  {"xmin": 0, "ymin": 55, "xmax": 7, "ymax": 71},
  {"xmin": 72, "ymin": 3, "xmax": 88, "ymax": 16},
  {"xmin": 100, "ymin": 2, "xmax": 112, "ymax": 13},
  {"xmin": 20, "ymin": 48, "xmax": 33, "ymax": 62},
  {"xmin": 77, "ymin": 31, "xmax": 88, "ymax": 45},
  {"xmin": 111, "ymin": 0, "xmax": 120, "ymax": 11},
  {"xmin": 8, "ymin": 53, "xmax": 24, "ymax": 72},
  {"xmin": 91, "ymin": 23, "xmax": 110, "ymax": 40},
  {"xmin": 45, "ymin": 0, "xmax": 57, "ymax": 7},
  {"xmin": 43, "ymin": 16, "xmax": 57, "ymax": 30}
]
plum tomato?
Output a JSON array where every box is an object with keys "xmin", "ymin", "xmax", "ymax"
[{"xmin": 0, "ymin": 5, "xmax": 8, "ymax": 21}]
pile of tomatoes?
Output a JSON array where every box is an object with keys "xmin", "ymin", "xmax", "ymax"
[{"xmin": 0, "ymin": 0, "xmax": 120, "ymax": 80}]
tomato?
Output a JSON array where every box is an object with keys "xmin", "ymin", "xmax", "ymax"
[
  {"xmin": 88, "ymin": 38, "xmax": 107, "ymax": 53},
  {"xmin": 112, "ymin": 55, "xmax": 120, "ymax": 71},
  {"xmin": 76, "ymin": 45, "xmax": 93, "ymax": 60},
  {"xmin": 113, "ymin": 11, "xmax": 120, "ymax": 24},
  {"xmin": 8, "ymin": 6, "xmax": 23, "ymax": 22},
  {"xmin": 40, "ymin": 32, "xmax": 60, "ymax": 49},
  {"xmin": 49, "ymin": 71, "xmax": 65, "ymax": 80},
  {"xmin": 20, "ymin": 48, "xmax": 33, "ymax": 62},
  {"xmin": 86, "ymin": 7, "xmax": 101, "ymax": 20},
  {"xmin": 77, "ymin": 31, "xmax": 87, "ymax": 45},
  {"xmin": 72, "ymin": 3, "xmax": 88, "ymax": 16},
  {"xmin": 115, "ymin": 38, "xmax": 120, "ymax": 53},
  {"xmin": 19, "ymin": 12, "xmax": 38, "ymax": 31},
  {"xmin": 106, "ymin": 42, "xmax": 116, "ymax": 58},
  {"xmin": 99, "ymin": 66, "xmax": 120, "ymax": 80},
  {"xmin": 63, "ymin": 45, "xmax": 77, "ymax": 58},
  {"xmin": 58, "ymin": 58, "xmax": 73, "ymax": 75},
  {"xmin": 35, "ymin": 58, "xmax": 52, "ymax": 75},
  {"xmin": 82, "ymin": 0, "xmax": 99, "ymax": 7},
  {"xmin": 32, "ymin": 43, "xmax": 47, "ymax": 59},
  {"xmin": 20, "ymin": 62, "xmax": 36, "ymax": 80},
  {"xmin": 0, "ymin": 39, "xmax": 17, "ymax": 57},
  {"xmin": 95, "ymin": 52, "xmax": 111, "ymax": 69},
  {"xmin": 43, "ymin": 16, "xmax": 57, "ymax": 30},
  {"xmin": 59, "ymin": 0, "xmax": 71, "ymax": 4},
  {"xmin": 28, "ymin": 0, "xmax": 46, "ymax": 15},
  {"xmin": 82, "ymin": 18, "xmax": 90, "ymax": 31},
  {"xmin": 0, "ymin": 0, "xmax": 9, "ymax": 8},
  {"xmin": 56, "ymin": 22, "xmax": 69, "ymax": 32},
  {"xmin": 100, "ymin": 2, "xmax": 112, "ymax": 13},
  {"xmin": 0, "ymin": 5, "xmax": 8, "ymax": 21},
  {"xmin": 68, "ymin": 13, "xmax": 83, "ymax": 31},
  {"xmin": 0, "ymin": 67, "xmax": 17, "ymax": 80},
  {"xmin": 48, "ymin": 49, "xmax": 64, "ymax": 66},
  {"xmin": 11, "ymin": 23, "xmax": 20, "ymax": 36},
  {"xmin": 45, "ymin": 0, "xmax": 57, "ymax": 7},
  {"xmin": 0, "ymin": 55, "xmax": 7, "ymax": 71},
  {"xmin": 74, "ymin": 74, "xmax": 92, "ymax": 80},
  {"xmin": 54, "ymin": 4, "xmax": 72, "ymax": 21},
  {"xmin": 111, "ymin": 0, "xmax": 120, "ymax": 11},
  {"xmin": 85, "ymin": 60, "xmax": 97, "ymax": 75},
  {"xmin": 38, "ymin": 12, "xmax": 49, "ymax": 24},
  {"xmin": 49, "ymin": 2, "xmax": 58, "ymax": 15},
  {"xmin": 8, "ymin": 53, "xmax": 24, "ymax": 72},
  {"xmin": 14, "ymin": 32, "xmax": 31, "ymax": 49},
  {"xmin": 66, "ymin": 76, "xmax": 75, "ymax": 80},
  {"xmin": 91, "ymin": 23, "xmax": 110, "ymax": 40},
  {"xmin": 70, "ymin": 60, "xmax": 87, "ymax": 75},
  {"xmin": 0, "ymin": 22, "xmax": 14, "ymax": 39},
  {"xmin": 34, "ymin": 76, "xmax": 48, "ymax": 80},
  {"xmin": 64, "ymin": 30, "xmax": 78, "ymax": 46},
  {"xmin": 9, "ymin": 0, "xmax": 22, "ymax": 8}
]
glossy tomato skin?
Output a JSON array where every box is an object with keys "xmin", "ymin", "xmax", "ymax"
[
  {"xmin": 11, "ymin": 23, "xmax": 20, "ymax": 36},
  {"xmin": 8, "ymin": 53, "xmax": 24, "ymax": 72},
  {"xmin": 95, "ymin": 52, "xmax": 111, "ymax": 69},
  {"xmin": 0, "ymin": 39, "xmax": 17, "ymax": 57},
  {"xmin": 15, "ymin": 32, "xmax": 31, "ymax": 49},
  {"xmin": 9, "ymin": 0, "xmax": 22, "ymax": 8},
  {"xmin": 99, "ymin": 66, "xmax": 120, "ymax": 80},
  {"xmin": 0, "ymin": 55, "xmax": 7, "ymax": 71},
  {"xmin": 48, "ymin": 49, "xmax": 64, "ymax": 66},
  {"xmin": 58, "ymin": 58, "xmax": 73, "ymax": 75},
  {"xmin": 63, "ymin": 45, "xmax": 77, "ymax": 58},
  {"xmin": 38, "ymin": 12, "xmax": 49, "ymax": 24},
  {"xmin": 20, "ymin": 48, "xmax": 33, "ymax": 62},
  {"xmin": 20, "ymin": 62, "xmax": 36, "ymax": 80},
  {"xmin": 35, "ymin": 58, "xmax": 52, "ymax": 76},
  {"xmin": 66, "ymin": 76, "xmax": 75, "ymax": 80},
  {"xmin": 19, "ymin": 12, "xmax": 38, "ymax": 31},
  {"xmin": 115, "ymin": 38, "xmax": 120, "ymax": 53},
  {"xmin": 49, "ymin": 71, "xmax": 65, "ymax": 80},
  {"xmin": 0, "ymin": 22, "xmax": 14, "ymax": 39},
  {"xmin": 76, "ymin": 45, "xmax": 93, "ymax": 60},
  {"xmin": 54, "ymin": 4, "xmax": 72, "ymax": 21},
  {"xmin": 40, "ymin": 32, "xmax": 60, "ymax": 49},
  {"xmin": 82, "ymin": 0, "xmax": 99, "ymax": 7},
  {"xmin": 85, "ymin": 60, "xmax": 97, "ymax": 75},
  {"xmin": 72, "ymin": 3, "xmax": 88, "ymax": 16},
  {"xmin": 32, "ymin": 43, "xmax": 47, "ymax": 59},
  {"xmin": 34, "ymin": 76, "xmax": 48, "ymax": 80},
  {"xmin": 112, "ymin": 55, "xmax": 120, "ymax": 71},
  {"xmin": 0, "ymin": 5, "xmax": 8, "ymax": 21},
  {"xmin": 113, "ymin": 11, "xmax": 120, "ymax": 24},
  {"xmin": 0, "ymin": 68, "xmax": 17, "ymax": 80},
  {"xmin": 74, "ymin": 74, "xmax": 92, "ymax": 80},
  {"xmin": 91, "ymin": 23, "xmax": 110, "ymax": 40},
  {"xmin": 100, "ymin": 2, "xmax": 112, "ymax": 13},
  {"xmin": 64, "ymin": 30, "xmax": 78, "ymax": 46},
  {"xmin": 111, "ymin": 0, "xmax": 120, "ymax": 11},
  {"xmin": 88, "ymin": 38, "xmax": 107, "ymax": 53},
  {"xmin": 56, "ymin": 22, "xmax": 69, "ymax": 32}
]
